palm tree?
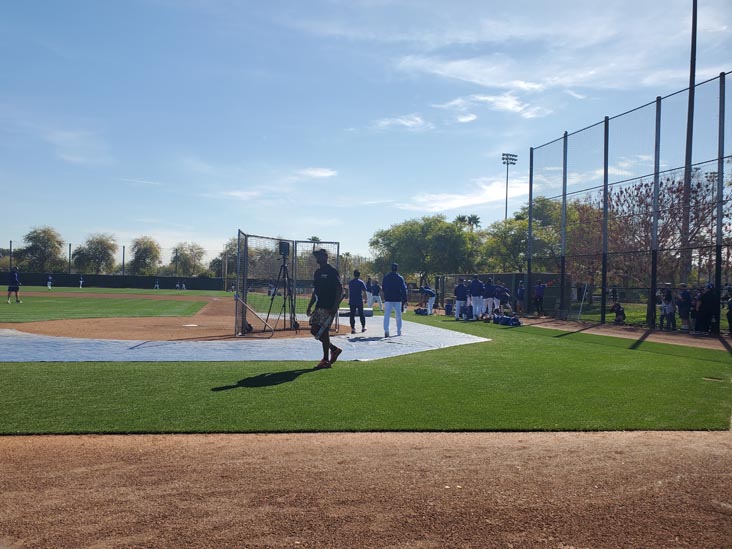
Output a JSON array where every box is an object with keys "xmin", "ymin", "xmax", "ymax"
[
  {"xmin": 467, "ymin": 214, "xmax": 481, "ymax": 232},
  {"xmin": 307, "ymin": 236, "xmax": 321, "ymax": 252},
  {"xmin": 454, "ymin": 215, "xmax": 468, "ymax": 228}
]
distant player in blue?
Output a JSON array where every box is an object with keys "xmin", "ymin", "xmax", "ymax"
[
  {"xmin": 365, "ymin": 276, "xmax": 373, "ymax": 307},
  {"xmin": 495, "ymin": 280, "xmax": 510, "ymax": 314},
  {"xmin": 370, "ymin": 279, "xmax": 383, "ymax": 311},
  {"xmin": 7, "ymin": 267, "xmax": 22, "ymax": 304},
  {"xmin": 534, "ymin": 281, "xmax": 550, "ymax": 316},
  {"xmin": 515, "ymin": 280, "xmax": 525, "ymax": 314},
  {"xmin": 348, "ymin": 270, "xmax": 368, "ymax": 334},
  {"xmin": 419, "ymin": 285, "xmax": 437, "ymax": 315},
  {"xmin": 47, "ymin": 274, "xmax": 53, "ymax": 291},
  {"xmin": 382, "ymin": 262, "xmax": 408, "ymax": 337},
  {"xmin": 454, "ymin": 278, "xmax": 468, "ymax": 320},
  {"xmin": 483, "ymin": 277, "xmax": 497, "ymax": 317},
  {"xmin": 468, "ymin": 275, "xmax": 485, "ymax": 320}
]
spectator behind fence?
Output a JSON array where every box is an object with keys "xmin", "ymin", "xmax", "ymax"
[
  {"xmin": 610, "ymin": 302, "xmax": 626, "ymax": 325},
  {"xmin": 677, "ymin": 283, "xmax": 692, "ymax": 332}
]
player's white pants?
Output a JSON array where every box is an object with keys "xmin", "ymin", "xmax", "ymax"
[
  {"xmin": 383, "ymin": 301, "xmax": 403, "ymax": 334},
  {"xmin": 366, "ymin": 291, "xmax": 373, "ymax": 307},
  {"xmin": 427, "ymin": 296, "xmax": 436, "ymax": 315},
  {"xmin": 471, "ymin": 296, "xmax": 484, "ymax": 319},
  {"xmin": 454, "ymin": 299, "xmax": 467, "ymax": 319},
  {"xmin": 486, "ymin": 297, "xmax": 500, "ymax": 315}
]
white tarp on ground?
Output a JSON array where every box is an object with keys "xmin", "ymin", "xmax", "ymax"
[{"xmin": 0, "ymin": 317, "xmax": 489, "ymax": 363}]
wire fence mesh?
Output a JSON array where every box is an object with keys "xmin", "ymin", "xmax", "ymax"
[{"xmin": 529, "ymin": 72, "xmax": 731, "ymax": 331}]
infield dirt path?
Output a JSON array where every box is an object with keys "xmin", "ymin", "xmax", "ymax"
[{"xmin": 1, "ymin": 293, "xmax": 731, "ymax": 547}]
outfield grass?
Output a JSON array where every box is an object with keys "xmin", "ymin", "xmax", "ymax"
[
  {"xmin": 17, "ymin": 286, "xmax": 231, "ymax": 297},
  {"xmin": 1, "ymin": 314, "xmax": 730, "ymax": 434},
  {"xmin": 0, "ymin": 296, "xmax": 206, "ymax": 322}
]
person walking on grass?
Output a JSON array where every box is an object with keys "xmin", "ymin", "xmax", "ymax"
[
  {"xmin": 306, "ymin": 248, "xmax": 343, "ymax": 370},
  {"xmin": 382, "ymin": 262, "xmax": 407, "ymax": 337},
  {"xmin": 47, "ymin": 274, "xmax": 53, "ymax": 291},
  {"xmin": 7, "ymin": 266, "xmax": 21, "ymax": 304},
  {"xmin": 348, "ymin": 270, "xmax": 368, "ymax": 334}
]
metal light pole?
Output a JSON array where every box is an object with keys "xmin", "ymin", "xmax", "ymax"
[{"xmin": 502, "ymin": 153, "xmax": 518, "ymax": 220}]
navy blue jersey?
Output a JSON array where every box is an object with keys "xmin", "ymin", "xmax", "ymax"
[
  {"xmin": 382, "ymin": 271, "xmax": 407, "ymax": 302},
  {"xmin": 454, "ymin": 283, "xmax": 468, "ymax": 300},
  {"xmin": 469, "ymin": 279, "xmax": 484, "ymax": 297},
  {"xmin": 348, "ymin": 278, "xmax": 368, "ymax": 306},
  {"xmin": 421, "ymin": 286, "xmax": 436, "ymax": 298}
]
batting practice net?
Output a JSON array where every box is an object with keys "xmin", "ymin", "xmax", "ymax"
[{"xmin": 234, "ymin": 231, "xmax": 340, "ymax": 337}]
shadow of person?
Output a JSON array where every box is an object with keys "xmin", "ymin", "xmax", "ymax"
[{"xmin": 212, "ymin": 368, "xmax": 316, "ymax": 391}]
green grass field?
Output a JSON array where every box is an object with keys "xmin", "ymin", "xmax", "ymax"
[
  {"xmin": 0, "ymin": 289, "xmax": 207, "ymax": 322},
  {"xmin": 1, "ymin": 295, "xmax": 731, "ymax": 434}
]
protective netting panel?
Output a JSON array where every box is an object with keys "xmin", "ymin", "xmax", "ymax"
[
  {"xmin": 529, "ymin": 73, "xmax": 730, "ymax": 329},
  {"xmin": 235, "ymin": 232, "xmax": 340, "ymax": 336}
]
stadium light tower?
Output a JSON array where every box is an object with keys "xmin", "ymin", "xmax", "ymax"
[{"xmin": 502, "ymin": 153, "xmax": 518, "ymax": 220}]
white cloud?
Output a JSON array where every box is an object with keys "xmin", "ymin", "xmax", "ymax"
[
  {"xmin": 43, "ymin": 129, "xmax": 114, "ymax": 166},
  {"xmin": 295, "ymin": 167, "xmax": 338, "ymax": 178},
  {"xmin": 456, "ymin": 113, "xmax": 477, "ymax": 123},
  {"xmin": 372, "ymin": 113, "xmax": 434, "ymax": 131},
  {"xmin": 437, "ymin": 93, "xmax": 552, "ymax": 120},
  {"xmin": 396, "ymin": 177, "xmax": 525, "ymax": 212},
  {"xmin": 115, "ymin": 177, "xmax": 164, "ymax": 187}
]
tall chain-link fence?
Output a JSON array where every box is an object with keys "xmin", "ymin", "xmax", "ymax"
[{"xmin": 529, "ymin": 72, "xmax": 731, "ymax": 331}]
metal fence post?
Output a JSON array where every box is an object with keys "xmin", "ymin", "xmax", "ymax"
[
  {"xmin": 560, "ymin": 132, "xmax": 568, "ymax": 317},
  {"xmin": 714, "ymin": 72, "xmax": 726, "ymax": 334},
  {"xmin": 527, "ymin": 147, "xmax": 534, "ymax": 315},
  {"xmin": 601, "ymin": 117, "xmax": 609, "ymax": 324},
  {"xmin": 649, "ymin": 97, "xmax": 662, "ymax": 328}
]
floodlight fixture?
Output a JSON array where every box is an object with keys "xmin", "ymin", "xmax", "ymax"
[{"xmin": 501, "ymin": 153, "xmax": 518, "ymax": 220}]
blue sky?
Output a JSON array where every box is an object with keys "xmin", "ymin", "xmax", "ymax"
[{"xmin": 1, "ymin": 0, "xmax": 730, "ymax": 262}]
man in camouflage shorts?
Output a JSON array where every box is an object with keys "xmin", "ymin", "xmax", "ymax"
[{"xmin": 306, "ymin": 248, "xmax": 344, "ymax": 369}]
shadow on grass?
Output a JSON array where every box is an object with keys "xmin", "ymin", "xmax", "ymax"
[{"xmin": 212, "ymin": 368, "xmax": 318, "ymax": 391}]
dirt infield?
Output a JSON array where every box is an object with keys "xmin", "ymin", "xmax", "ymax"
[
  {"xmin": 2, "ymin": 432, "xmax": 731, "ymax": 548},
  {"xmin": 1, "ymin": 293, "xmax": 731, "ymax": 547}
]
